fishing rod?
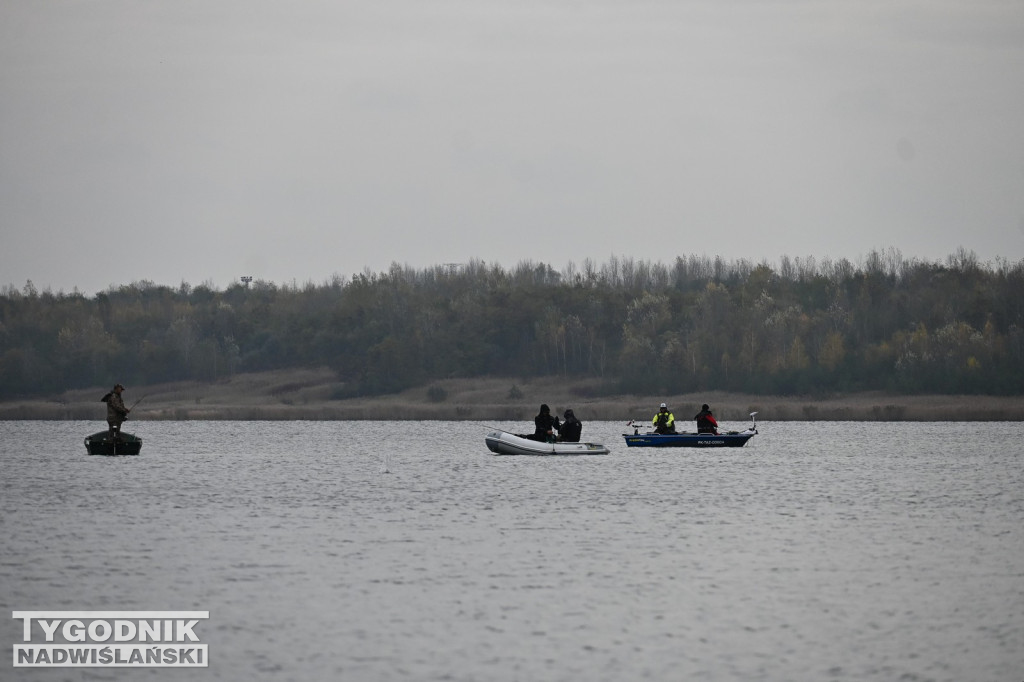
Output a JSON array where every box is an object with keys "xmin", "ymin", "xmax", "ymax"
[
  {"xmin": 113, "ymin": 395, "xmax": 148, "ymax": 455},
  {"xmin": 474, "ymin": 421, "xmax": 515, "ymax": 434}
]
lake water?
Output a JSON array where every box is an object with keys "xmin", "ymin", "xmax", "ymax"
[{"xmin": 1, "ymin": 419, "xmax": 1021, "ymax": 682}]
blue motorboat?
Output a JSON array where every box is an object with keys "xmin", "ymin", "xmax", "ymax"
[{"xmin": 623, "ymin": 412, "xmax": 758, "ymax": 448}]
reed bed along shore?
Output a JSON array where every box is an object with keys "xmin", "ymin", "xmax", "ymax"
[{"xmin": 1, "ymin": 369, "xmax": 1023, "ymax": 422}]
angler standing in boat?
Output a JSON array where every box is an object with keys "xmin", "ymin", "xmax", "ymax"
[
  {"xmin": 652, "ymin": 403, "xmax": 676, "ymax": 434},
  {"xmin": 101, "ymin": 383, "xmax": 131, "ymax": 440},
  {"xmin": 694, "ymin": 403, "xmax": 719, "ymax": 434}
]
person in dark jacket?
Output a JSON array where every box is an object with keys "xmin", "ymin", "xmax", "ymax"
[
  {"xmin": 557, "ymin": 408, "xmax": 583, "ymax": 442},
  {"xmin": 694, "ymin": 403, "xmax": 719, "ymax": 434},
  {"xmin": 532, "ymin": 404, "xmax": 561, "ymax": 442},
  {"xmin": 101, "ymin": 383, "xmax": 130, "ymax": 439}
]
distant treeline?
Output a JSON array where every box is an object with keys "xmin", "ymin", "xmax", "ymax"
[{"xmin": 2, "ymin": 248, "xmax": 1023, "ymax": 400}]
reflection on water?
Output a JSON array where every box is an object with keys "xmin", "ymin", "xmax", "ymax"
[{"xmin": 1, "ymin": 420, "xmax": 1022, "ymax": 681}]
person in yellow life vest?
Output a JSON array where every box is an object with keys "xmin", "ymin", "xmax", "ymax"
[{"xmin": 652, "ymin": 402, "xmax": 676, "ymax": 434}]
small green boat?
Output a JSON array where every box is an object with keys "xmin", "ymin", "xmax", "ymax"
[{"xmin": 84, "ymin": 431, "xmax": 143, "ymax": 456}]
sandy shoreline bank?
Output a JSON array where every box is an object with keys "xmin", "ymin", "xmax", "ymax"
[{"xmin": 1, "ymin": 369, "xmax": 1022, "ymax": 421}]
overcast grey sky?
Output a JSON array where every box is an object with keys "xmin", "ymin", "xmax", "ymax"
[{"xmin": 2, "ymin": 0, "xmax": 1023, "ymax": 295}]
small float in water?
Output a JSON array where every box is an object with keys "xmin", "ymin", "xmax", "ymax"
[{"xmin": 84, "ymin": 431, "xmax": 143, "ymax": 456}]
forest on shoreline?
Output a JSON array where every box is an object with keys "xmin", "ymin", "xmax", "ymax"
[
  {"xmin": 2, "ymin": 248, "xmax": 1022, "ymax": 404},
  {"xmin": 5, "ymin": 370, "xmax": 1024, "ymax": 422}
]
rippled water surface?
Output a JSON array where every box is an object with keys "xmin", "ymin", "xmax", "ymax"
[{"xmin": 1, "ymin": 419, "xmax": 1022, "ymax": 682}]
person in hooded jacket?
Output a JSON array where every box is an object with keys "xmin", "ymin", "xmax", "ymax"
[
  {"xmin": 101, "ymin": 383, "xmax": 130, "ymax": 439},
  {"xmin": 531, "ymin": 404, "xmax": 561, "ymax": 442},
  {"xmin": 694, "ymin": 404, "xmax": 719, "ymax": 434},
  {"xmin": 557, "ymin": 408, "xmax": 583, "ymax": 442}
]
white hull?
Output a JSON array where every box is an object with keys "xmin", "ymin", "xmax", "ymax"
[{"xmin": 485, "ymin": 431, "xmax": 609, "ymax": 456}]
